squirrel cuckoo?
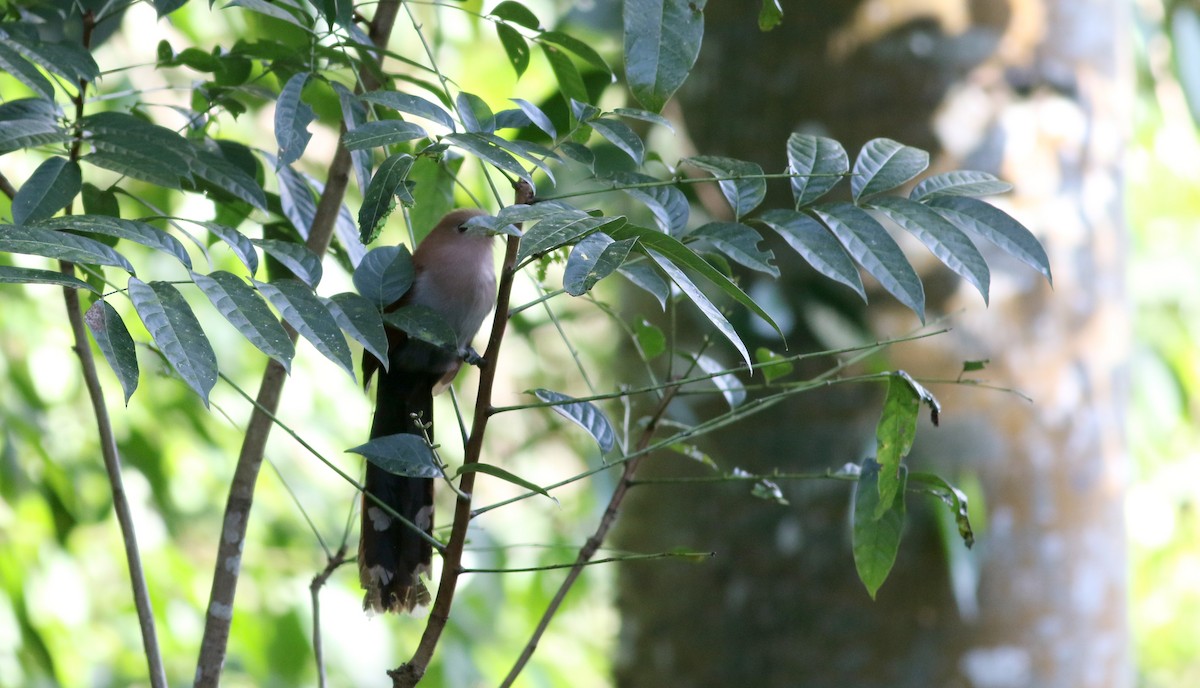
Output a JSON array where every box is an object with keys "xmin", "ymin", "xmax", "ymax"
[{"xmin": 359, "ymin": 208, "xmax": 495, "ymax": 613}]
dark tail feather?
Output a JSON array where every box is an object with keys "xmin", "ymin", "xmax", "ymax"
[{"xmin": 359, "ymin": 365, "xmax": 439, "ymax": 613}]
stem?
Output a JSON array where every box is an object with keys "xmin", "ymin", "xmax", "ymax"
[
  {"xmin": 389, "ymin": 180, "xmax": 535, "ymax": 688},
  {"xmin": 192, "ymin": 4, "xmax": 402, "ymax": 685},
  {"xmin": 310, "ymin": 545, "xmax": 350, "ymax": 688}
]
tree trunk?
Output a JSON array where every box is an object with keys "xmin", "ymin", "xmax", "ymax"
[{"xmin": 615, "ymin": 2, "xmax": 1131, "ymax": 686}]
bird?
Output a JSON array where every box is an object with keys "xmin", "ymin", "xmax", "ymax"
[{"xmin": 359, "ymin": 208, "xmax": 496, "ymax": 614}]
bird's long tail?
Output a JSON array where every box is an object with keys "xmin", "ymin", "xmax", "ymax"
[{"xmin": 359, "ymin": 365, "xmax": 440, "ymax": 613}]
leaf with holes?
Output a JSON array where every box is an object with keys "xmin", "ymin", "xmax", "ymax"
[{"xmin": 128, "ymin": 278, "xmax": 217, "ymax": 405}]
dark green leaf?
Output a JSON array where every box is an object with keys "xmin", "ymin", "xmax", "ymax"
[
  {"xmin": 12, "ymin": 157, "xmax": 80, "ymax": 225},
  {"xmin": 608, "ymin": 224, "xmax": 784, "ymax": 339},
  {"xmin": 533, "ymin": 388, "xmax": 616, "ymax": 453},
  {"xmin": 81, "ymin": 183, "xmax": 120, "ymax": 218},
  {"xmin": 895, "ymin": 369, "xmax": 941, "ymax": 426},
  {"xmin": 755, "ymin": 347, "xmax": 792, "ymax": 383},
  {"xmin": 618, "ymin": 261, "xmax": 669, "ymax": 310},
  {"xmin": 84, "ymin": 300, "xmax": 139, "ymax": 404},
  {"xmin": 541, "ymin": 44, "xmax": 589, "ymax": 107},
  {"xmin": 128, "ymin": 278, "xmax": 217, "ymax": 405},
  {"xmin": 358, "ymin": 153, "xmax": 415, "ymax": 244},
  {"xmin": 226, "ymin": 0, "xmax": 314, "ymax": 30},
  {"xmin": 496, "ymin": 24, "xmax": 531, "ymax": 78},
  {"xmin": 540, "ymin": 30, "xmax": 612, "ymax": 74},
  {"xmin": 612, "ymin": 107, "xmax": 675, "ymax": 132},
  {"xmin": 408, "ymin": 156, "xmax": 462, "ymax": 235},
  {"xmin": 517, "ymin": 212, "xmax": 624, "ymax": 264},
  {"xmin": 874, "ymin": 373, "xmax": 919, "ymax": 518},
  {"xmin": 611, "ymin": 171, "xmax": 689, "ymax": 235},
  {"xmin": 456, "ymin": 463, "xmax": 555, "ymax": 501},
  {"xmin": 332, "ymin": 82, "xmax": 373, "ymax": 197},
  {"xmin": 853, "ymin": 459, "xmax": 906, "ymax": 599},
  {"xmin": 275, "ymin": 73, "xmax": 313, "ymax": 168},
  {"xmin": 684, "ymin": 156, "xmax": 765, "ymax": 220},
  {"xmin": 40, "ymin": 215, "xmax": 193, "ymax": 269},
  {"xmin": 511, "ymin": 98, "xmax": 556, "ymax": 139},
  {"xmin": 623, "ymin": 0, "xmax": 705, "ymax": 112},
  {"xmin": 83, "ymin": 151, "xmax": 184, "ymax": 189},
  {"xmin": 635, "ymin": 319, "xmax": 666, "ymax": 359},
  {"xmin": 758, "ymin": 0, "xmax": 783, "ymax": 30},
  {"xmin": 0, "ymin": 265, "xmax": 98, "ymax": 292},
  {"xmin": 361, "ymin": 91, "xmax": 456, "ymax": 132},
  {"xmin": 851, "ymin": 138, "xmax": 929, "ymax": 202},
  {"xmin": 0, "ymin": 26, "xmax": 99, "ymax": 82},
  {"xmin": 0, "ymin": 116, "xmax": 72, "ymax": 155},
  {"xmin": 787, "ymin": 134, "xmax": 848, "ymax": 206},
  {"xmin": 383, "ymin": 304, "xmax": 457, "ymax": 350},
  {"xmin": 0, "ymin": 40, "xmax": 54, "ymax": 99},
  {"xmin": 479, "ymin": 133, "xmax": 558, "ymax": 184},
  {"xmin": 564, "ymin": 233, "xmax": 637, "ymax": 296},
  {"xmin": 908, "ymin": 471, "xmax": 973, "ymax": 547},
  {"xmin": 325, "ymin": 292, "xmax": 388, "ymax": 367},
  {"xmin": 647, "ymin": 249, "xmax": 750, "ymax": 367},
  {"xmin": 689, "ymin": 222, "xmax": 777, "ymax": 276},
  {"xmin": 276, "ymin": 162, "xmax": 317, "ymax": 238},
  {"xmin": 343, "ymin": 121, "xmax": 428, "ymax": 150},
  {"xmin": 347, "ymin": 434, "xmax": 439, "ymax": 478},
  {"xmin": 590, "ymin": 118, "xmax": 644, "ymax": 165},
  {"xmin": 353, "ymin": 244, "xmax": 414, "ymax": 308},
  {"xmin": 255, "ymin": 279, "xmax": 354, "ymax": 376},
  {"xmin": 926, "ymin": 196, "xmax": 1053, "ymax": 286},
  {"xmin": 0, "ymin": 224, "xmax": 135, "ymax": 273},
  {"xmin": 192, "ymin": 270, "xmax": 294, "ymax": 370},
  {"xmin": 156, "ymin": 0, "xmax": 190, "ymax": 17},
  {"xmin": 758, "ymin": 209, "xmax": 865, "ymax": 301},
  {"xmin": 491, "ymin": 0, "xmax": 541, "ymax": 28},
  {"xmin": 689, "ymin": 352, "xmax": 745, "ymax": 409},
  {"xmin": 811, "ymin": 203, "xmax": 925, "ymax": 321},
  {"xmin": 191, "ymin": 148, "xmax": 268, "ymax": 210},
  {"xmin": 199, "ymin": 221, "xmax": 259, "ymax": 273},
  {"xmin": 870, "ymin": 196, "xmax": 989, "ymax": 304},
  {"xmin": 253, "ymin": 239, "xmax": 323, "ymax": 287},
  {"xmin": 909, "ymin": 171, "xmax": 1012, "ymax": 201},
  {"xmin": 84, "ymin": 112, "xmax": 194, "ymax": 183},
  {"xmin": 443, "ymin": 133, "xmax": 532, "ymax": 183}
]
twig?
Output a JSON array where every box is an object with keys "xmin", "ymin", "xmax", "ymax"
[
  {"xmin": 389, "ymin": 180, "xmax": 535, "ymax": 688},
  {"xmin": 192, "ymin": 4, "xmax": 403, "ymax": 685},
  {"xmin": 0, "ymin": 170, "xmax": 15, "ymax": 200},
  {"xmin": 311, "ymin": 545, "xmax": 350, "ymax": 688}
]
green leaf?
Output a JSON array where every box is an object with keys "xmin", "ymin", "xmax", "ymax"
[
  {"xmin": 755, "ymin": 347, "xmax": 792, "ymax": 383},
  {"xmin": 758, "ymin": 209, "xmax": 865, "ymax": 301},
  {"xmin": 689, "ymin": 222, "xmax": 777, "ymax": 276},
  {"xmin": 874, "ymin": 373, "xmax": 919, "ymax": 518},
  {"xmin": 533, "ymin": 389, "xmax": 616, "ymax": 453},
  {"xmin": 540, "ymin": 30, "xmax": 612, "ymax": 73},
  {"xmin": 811, "ymin": 203, "xmax": 925, "ymax": 321},
  {"xmin": 623, "ymin": 0, "xmax": 705, "ymax": 112},
  {"xmin": 908, "ymin": 471, "xmax": 974, "ymax": 547},
  {"xmin": 358, "ymin": 153, "xmax": 415, "ymax": 244},
  {"xmin": 853, "ymin": 459, "xmax": 907, "ymax": 599},
  {"xmin": 383, "ymin": 304, "xmax": 457, "ymax": 350},
  {"xmin": 609, "ymin": 224, "xmax": 784, "ymax": 340},
  {"xmin": 343, "ymin": 121, "xmax": 428, "ymax": 150},
  {"xmin": 81, "ymin": 183, "xmax": 120, "ymax": 218},
  {"xmin": 39, "ymin": 215, "xmax": 192, "ymax": 269},
  {"xmin": 456, "ymin": 463, "xmax": 555, "ymax": 501},
  {"xmin": 648, "ymin": 248, "xmax": 749, "ymax": 367},
  {"xmin": 0, "ymin": 114, "xmax": 72, "ymax": 155},
  {"xmin": 274, "ymin": 72, "xmax": 313, "ymax": 168},
  {"xmin": 590, "ymin": 118, "xmax": 645, "ymax": 165},
  {"xmin": 611, "ymin": 171, "xmax": 689, "ymax": 235},
  {"xmin": 684, "ymin": 156, "xmax": 765, "ymax": 220},
  {"xmin": 443, "ymin": 132, "xmax": 532, "ymax": 183},
  {"xmin": 324, "ymin": 292, "xmax": 388, "ymax": 368},
  {"xmin": 12, "ymin": 157, "xmax": 80, "ymax": 225},
  {"xmin": 253, "ymin": 238, "xmax": 323, "ymax": 288},
  {"xmin": 613, "ymin": 107, "xmax": 676, "ymax": 132},
  {"xmin": 517, "ymin": 212, "xmax": 625, "ymax": 264},
  {"xmin": 750, "ymin": 478, "xmax": 788, "ymax": 505},
  {"xmin": 332, "ymin": 82, "xmax": 373, "ymax": 198},
  {"xmin": 0, "ymin": 40, "xmax": 54, "ymax": 99},
  {"xmin": 0, "ymin": 224, "xmax": 135, "ymax": 273},
  {"xmin": 478, "ymin": 133, "xmax": 558, "ymax": 184},
  {"xmin": 491, "ymin": 0, "xmax": 541, "ymax": 29},
  {"xmin": 926, "ymin": 196, "xmax": 1053, "ymax": 286},
  {"xmin": 347, "ymin": 434, "xmax": 439, "ymax": 478},
  {"xmin": 909, "ymin": 171, "xmax": 1012, "ymax": 201},
  {"xmin": 361, "ymin": 91, "xmax": 457, "ymax": 132},
  {"xmin": 198, "ymin": 221, "xmax": 259, "ymax": 274},
  {"xmin": 84, "ymin": 300, "xmax": 139, "ymax": 404},
  {"xmin": 541, "ymin": 44, "xmax": 590, "ymax": 108},
  {"xmin": 276, "ymin": 161, "xmax": 317, "ymax": 238},
  {"xmin": 192, "ymin": 270, "xmax": 294, "ymax": 371},
  {"xmin": 83, "ymin": 151, "xmax": 185, "ymax": 189},
  {"xmin": 496, "ymin": 24, "xmax": 531, "ymax": 78},
  {"xmin": 83, "ymin": 112, "xmax": 194, "ymax": 187},
  {"xmin": 407, "ymin": 156, "xmax": 462, "ymax": 240},
  {"xmin": 564, "ymin": 233, "xmax": 637, "ymax": 296},
  {"xmin": 510, "ymin": 98, "xmax": 556, "ymax": 139},
  {"xmin": 225, "ymin": 0, "xmax": 314, "ymax": 29},
  {"xmin": 0, "ymin": 265, "xmax": 98, "ymax": 292},
  {"xmin": 353, "ymin": 244, "xmax": 414, "ymax": 308},
  {"xmin": 635, "ymin": 319, "xmax": 666, "ymax": 359},
  {"xmin": 619, "ymin": 261, "xmax": 669, "ymax": 310},
  {"xmin": 896, "ymin": 368, "xmax": 941, "ymax": 427},
  {"xmin": 127, "ymin": 278, "xmax": 218, "ymax": 405},
  {"xmin": 758, "ymin": 0, "xmax": 783, "ymax": 30},
  {"xmin": 689, "ymin": 352, "xmax": 745, "ymax": 409},
  {"xmin": 254, "ymin": 279, "xmax": 354, "ymax": 376},
  {"xmin": 786, "ymin": 134, "xmax": 848, "ymax": 207},
  {"xmin": 0, "ymin": 25, "xmax": 99, "ymax": 83},
  {"xmin": 191, "ymin": 148, "xmax": 268, "ymax": 210},
  {"xmin": 869, "ymin": 196, "xmax": 989, "ymax": 304},
  {"xmin": 851, "ymin": 138, "xmax": 929, "ymax": 202}
]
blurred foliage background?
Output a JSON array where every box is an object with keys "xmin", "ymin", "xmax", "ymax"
[{"xmin": 0, "ymin": 0, "xmax": 1198, "ymax": 685}]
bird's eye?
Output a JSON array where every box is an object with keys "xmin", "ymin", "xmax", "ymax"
[{"xmin": 457, "ymin": 224, "xmax": 469, "ymax": 233}]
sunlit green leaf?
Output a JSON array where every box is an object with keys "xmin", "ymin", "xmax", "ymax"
[
  {"xmin": 193, "ymin": 270, "xmax": 294, "ymax": 371},
  {"xmin": 786, "ymin": 134, "xmax": 848, "ymax": 207},
  {"xmin": 12, "ymin": 157, "xmax": 80, "ymax": 225},
  {"xmin": 254, "ymin": 278, "xmax": 354, "ymax": 376},
  {"xmin": 84, "ymin": 300, "xmax": 139, "ymax": 404},
  {"xmin": 851, "ymin": 138, "xmax": 929, "ymax": 202},
  {"xmin": 870, "ymin": 196, "xmax": 989, "ymax": 304},
  {"xmin": 874, "ymin": 373, "xmax": 919, "ymax": 518},
  {"xmin": 755, "ymin": 347, "xmax": 793, "ymax": 383},
  {"xmin": 853, "ymin": 458, "xmax": 907, "ymax": 599},
  {"xmin": 343, "ymin": 121, "xmax": 428, "ymax": 150},
  {"xmin": 758, "ymin": 0, "xmax": 783, "ymax": 30},
  {"xmin": 457, "ymin": 463, "xmax": 556, "ymax": 501},
  {"xmin": 635, "ymin": 318, "xmax": 665, "ymax": 359},
  {"xmin": 128, "ymin": 278, "xmax": 217, "ymax": 405},
  {"xmin": 358, "ymin": 153, "xmax": 415, "ymax": 244},
  {"xmin": 361, "ymin": 91, "xmax": 457, "ymax": 132}
]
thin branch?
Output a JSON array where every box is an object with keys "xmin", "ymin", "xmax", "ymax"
[
  {"xmin": 311, "ymin": 545, "xmax": 350, "ymax": 688},
  {"xmin": 389, "ymin": 180, "xmax": 536, "ymax": 688},
  {"xmin": 462, "ymin": 550, "xmax": 712, "ymax": 574},
  {"xmin": 193, "ymin": 4, "xmax": 403, "ymax": 685},
  {"xmin": 0, "ymin": 170, "xmax": 15, "ymax": 200}
]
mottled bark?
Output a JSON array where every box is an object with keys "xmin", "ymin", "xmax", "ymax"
[{"xmin": 616, "ymin": 1, "xmax": 1130, "ymax": 686}]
